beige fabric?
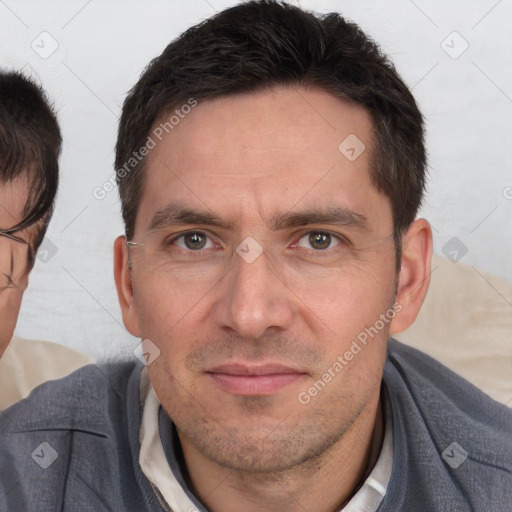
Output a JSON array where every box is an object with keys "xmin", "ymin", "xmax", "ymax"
[
  {"xmin": 395, "ymin": 255, "xmax": 512, "ymax": 407},
  {"xmin": 0, "ymin": 336, "xmax": 93, "ymax": 410}
]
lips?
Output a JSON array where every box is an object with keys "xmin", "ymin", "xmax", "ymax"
[{"xmin": 206, "ymin": 363, "xmax": 307, "ymax": 396}]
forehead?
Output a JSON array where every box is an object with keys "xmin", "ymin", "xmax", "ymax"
[{"xmin": 135, "ymin": 86, "xmax": 391, "ymax": 234}]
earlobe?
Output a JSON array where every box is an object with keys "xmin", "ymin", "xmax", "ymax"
[
  {"xmin": 389, "ymin": 219, "xmax": 432, "ymax": 334},
  {"xmin": 113, "ymin": 235, "xmax": 141, "ymax": 337}
]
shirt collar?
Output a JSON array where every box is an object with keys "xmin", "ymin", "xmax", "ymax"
[{"xmin": 138, "ymin": 367, "xmax": 393, "ymax": 512}]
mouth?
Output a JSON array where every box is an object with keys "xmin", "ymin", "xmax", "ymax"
[{"xmin": 206, "ymin": 363, "xmax": 308, "ymax": 396}]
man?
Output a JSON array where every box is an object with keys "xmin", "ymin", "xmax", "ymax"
[
  {"xmin": 0, "ymin": 2, "xmax": 510, "ymax": 511},
  {"xmin": 0, "ymin": 71, "xmax": 92, "ymax": 410}
]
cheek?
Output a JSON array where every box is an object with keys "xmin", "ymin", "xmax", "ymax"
[
  {"xmin": 289, "ymin": 261, "xmax": 395, "ymax": 337},
  {"xmin": 0, "ymin": 291, "xmax": 23, "ymax": 353},
  {"xmin": 132, "ymin": 272, "xmax": 209, "ymax": 348}
]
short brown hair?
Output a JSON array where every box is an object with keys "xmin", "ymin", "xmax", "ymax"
[{"xmin": 116, "ymin": 0, "xmax": 426, "ymax": 260}]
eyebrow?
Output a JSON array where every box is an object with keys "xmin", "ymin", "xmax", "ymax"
[
  {"xmin": 147, "ymin": 203, "xmax": 370, "ymax": 233},
  {"xmin": 148, "ymin": 203, "xmax": 232, "ymax": 231},
  {"xmin": 267, "ymin": 207, "xmax": 369, "ymax": 231}
]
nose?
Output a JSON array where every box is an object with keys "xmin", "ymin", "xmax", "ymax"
[{"xmin": 210, "ymin": 245, "xmax": 295, "ymax": 340}]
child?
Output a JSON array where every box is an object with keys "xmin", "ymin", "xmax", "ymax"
[{"xmin": 0, "ymin": 70, "xmax": 91, "ymax": 409}]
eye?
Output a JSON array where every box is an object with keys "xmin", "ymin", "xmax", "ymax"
[
  {"xmin": 293, "ymin": 231, "xmax": 342, "ymax": 251},
  {"xmin": 172, "ymin": 231, "xmax": 216, "ymax": 251}
]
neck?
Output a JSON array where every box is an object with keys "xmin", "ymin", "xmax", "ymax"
[{"xmin": 179, "ymin": 394, "xmax": 384, "ymax": 512}]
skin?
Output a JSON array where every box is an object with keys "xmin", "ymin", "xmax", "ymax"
[
  {"xmin": 115, "ymin": 85, "xmax": 432, "ymax": 512},
  {"xmin": 0, "ymin": 176, "xmax": 32, "ymax": 358}
]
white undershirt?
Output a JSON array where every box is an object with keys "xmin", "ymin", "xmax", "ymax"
[{"xmin": 138, "ymin": 368, "xmax": 393, "ymax": 512}]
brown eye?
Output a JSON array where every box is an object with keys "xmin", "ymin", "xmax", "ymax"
[
  {"xmin": 180, "ymin": 232, "xmax": 208, "ymax": 250},
  {"xmin": 184, "ymin": 232, "xmax": 207, "ymax": 249},
  {"xmin": 293, "ymin": 231, "xmax": 342, "ymax": 252},
  {"xmin": 309, "ymin": 232, "xmax": 331, "ymax": 250}
]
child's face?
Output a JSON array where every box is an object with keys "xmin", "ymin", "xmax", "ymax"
[{"xmin": 0, "ymin": 177, "xmax": 32, "ymax": 358}]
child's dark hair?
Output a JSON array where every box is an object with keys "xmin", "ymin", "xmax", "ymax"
[{"xmin": 0, "ymin": 70, "xmax": 61, "ymax": 251}]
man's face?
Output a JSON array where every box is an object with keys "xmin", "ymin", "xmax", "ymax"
[
  {"xmin": 0, "ymin": 177, "xmax": 31, "ymax": 357},
  {"xmin": 122, "ymin": 86, "xmax": 399, "ymax": 472}
]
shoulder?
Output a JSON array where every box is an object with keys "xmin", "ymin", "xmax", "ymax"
[
  {"xmin": 382, "ymin": 339, "xmax": 512, "ymax": 511},
  {"xmin": 0, "ymin": 336, "xmax": 94, "ymax": 410},
  {"xmin": 0, "ymin": 361, "xmax": 146, "ymax": 510},
  {"xmin": 386, "ymin": 338, "xmax": 512, "ymax": 442},
  {"xmin": 1, "ymin": 359, "xmax": 139, "ymax": 434}
]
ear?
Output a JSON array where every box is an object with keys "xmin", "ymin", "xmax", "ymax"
[
  {"xmin": 113, "ymin": 235, "xmax": 141, "ymax": 337},
  {"xmin": 389, "ymin": 218, "xmax": 432, "ymax": 334}
]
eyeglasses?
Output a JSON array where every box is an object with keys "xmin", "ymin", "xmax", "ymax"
[
  {"xmin": 0, "ymin": 231, "xmax": 33, "ymax": 290},
  {"xmin": 126, "ymin": 228, "xmax": 394, "ymax": 279}
]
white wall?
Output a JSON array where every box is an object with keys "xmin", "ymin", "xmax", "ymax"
[{"xmin": 1, "ymin": 0, "xmax": 511, "ymax": 360}]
